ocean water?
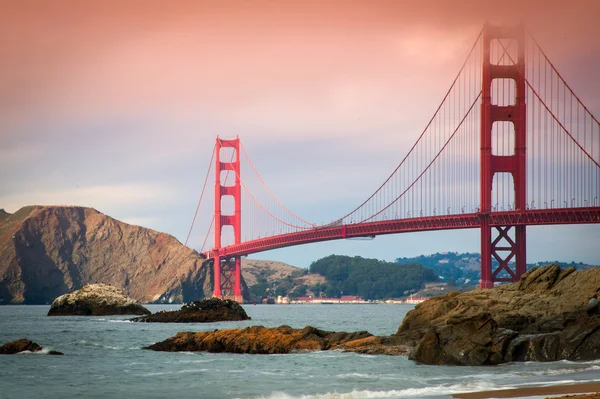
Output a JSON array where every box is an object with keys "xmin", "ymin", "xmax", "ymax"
[{"xmin": 1, "ymin": 304, "xmax": 599, "ymax": 399}]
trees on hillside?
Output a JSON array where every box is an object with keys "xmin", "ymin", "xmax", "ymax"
[{"xmin": 309, "ymin": 255, "xmax": 438, "ymax": 300}]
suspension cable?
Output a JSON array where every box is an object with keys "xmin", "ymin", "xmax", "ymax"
[
  {"xmin": 240, "ymin": 142, "xmax": 316, "ymax": 227},
  {"xmin": 327, "ymin": 27, "xmax": 484, "ymax": 225},
  {"xmin": 221, "ymin": 155, "xmax": 315, "ymax": 230},
  {"xmin": 526, "ymin": 28, "xmax": 600, "ymax": 126},
  {"xmin": 360, "ymin": 92, "xmax": 482, "ymax": 223},
  {"xmin": 200, "ymin": 216, "xmax": 214, "ymax": 253},
  {"xmin": 496, "ymin": 39, "xmax": 600, "ymax": 169},
  {"xmin": 184, "ymin": 145, "xmax": 215, "ymax": 246}
]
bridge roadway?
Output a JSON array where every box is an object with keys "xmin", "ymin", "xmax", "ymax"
[{"xmin": 207, "ymin": 207, "xmax": 600, "ymax": 258}]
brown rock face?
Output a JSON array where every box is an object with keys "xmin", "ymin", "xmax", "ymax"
[
  {"xmin": 0, "ymin": 206, "xmax": 248, "ymax": 304},
  {"xmin": 397, "ymin": 265, "xmax": 600, "ymax": 365},
  {"xmin": 131, "ymin": 298, "xmax": 249, "ymax": 323},
  {"xmin": 145, "ymin": 325, "xmax": 376, "ymax": 354},
  {"xmin": 396, "ymin": 265, "xmax": 598, "ymax": 337},
  {"xmin": 0, "ymin": 339, "xmax": 63, "ymax": 355}
]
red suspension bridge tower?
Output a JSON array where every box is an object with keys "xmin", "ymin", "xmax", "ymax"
[
  {"xmin": 480, "ymin": 24, "xmax": 527, "ymax": 288},
  {"xmin": 213, "ymin": 137, "xmax": 243, "ymax": 302}
]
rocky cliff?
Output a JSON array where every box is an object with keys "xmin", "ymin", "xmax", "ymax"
[
  {"xmin": 0, "ymin": 206, "xmax": 233, "ymax": 304},
  {"xmin": 397, "ymin": 265, "xmax": 599, "ymax": 338},
  {"xmin": 396, "ymin": 265, "xmax": 600, "ymax": 365}
]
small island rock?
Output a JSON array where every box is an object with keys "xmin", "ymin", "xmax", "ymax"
[
  {"xmin": 48, "ymin": 283, "xmax": 150, "ymax": 316},
  {"xmin": 145, "ymin": 325, "xmax": 377, "ymax": 354},
  {"xmin": 0, "ymin": 339, "xmax": 63, "ymax": 355},
  {"xmin": 131, "ymin": 298, "xmax": 250, "ymax": 323}
]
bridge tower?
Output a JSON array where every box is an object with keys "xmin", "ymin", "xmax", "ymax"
[
  {"xmin": 213, "ymin": 137, "xmax": 243, "ymax": 302},
  {"xmin": 480, "ymin": 24, "xmax": 527, "ymax": 288}
]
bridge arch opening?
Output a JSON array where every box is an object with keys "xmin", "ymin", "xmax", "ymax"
[
  {"xmin": 491, "ymin": 78, "xmax": 516, "ymax": 106},
  {"xmin": 220, "ymin": 195, "xmax": 235, "ymax": 216},
  {"xmin": 491, "ymin": 172, "xmax": 516, "ymax": 211},
  {"xmin": 491, "ymin": 121, "xmax": 515, "ymax": 156},
  {"xmin": 220, "ymin": 225, "xmax": 235, "ymax": 247},
  {"xmin": 490, "ymin": 38, "xmax": 518, "ymax": 66}
]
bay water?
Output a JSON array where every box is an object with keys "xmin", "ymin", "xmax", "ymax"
[{"xmin": 1, "ymin": 304, "xmax": 599, "ymax": 398}]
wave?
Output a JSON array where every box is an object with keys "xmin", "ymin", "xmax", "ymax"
[
  {"xmin": 335, "ymin": 373, "xmax": 378, "ymax": 379},
  {"xmin": 511, "ymin": 378, "xmax": 600, "ymax": 388},
  {"xmin": 165, "ymin": 358, "xmax": 216, "ymax": 364},
  {"xmin": 137, "ymin": 369, "xmax": 209, "ymax": 377},
  {"xmin": 17, "ymin": 348, "xmax": 57, "ymax": 355},
  {"xmin": 239, "ymin": 381, "xmax": 504, "ymax": 399},
  {"xmin": 514, "ymin": 365, "xmax": 600, "ymax": 377},
  {"xmin": 75, "ymin": 341, "xmax": 139, "ymax": 350},
  {"xmin": 424, "ymin": 364, "xmax": 600, "ymax": 383},
  {"xmin": 259, "ymin": 371, "xmax": 284, "ymax": 376}
]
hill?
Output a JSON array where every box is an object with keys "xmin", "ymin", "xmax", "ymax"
[
  {"xmin": 309, "ymin": 255, "xmax": 439, "ymax": 300},
  {"xmin": 0, "ymin": 206, "xmax": 248, "ymax": 304},
  {"xmin": 396, "ymin": 252, "xmax": 598, "ymax": 286},
  {"xmin": 241, "ymin": 259, "xmax": 325, "ymax": 299}
]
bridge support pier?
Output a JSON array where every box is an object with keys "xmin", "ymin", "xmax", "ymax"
[
  {"xmin": 214, "ymin": 256, "xmax": 242, "ymax": 302},
  {"xmin": 480, "ymin": 23, "xmax": 527, "ymax": 288},
  {"xmin": 212, "ymin": 137, "xmax": 244, "ymax": 302}
]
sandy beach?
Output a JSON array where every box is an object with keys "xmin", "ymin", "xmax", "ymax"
[{"xmin": 453, "ymin": 383, "xmax": 600, "ymax": 399}]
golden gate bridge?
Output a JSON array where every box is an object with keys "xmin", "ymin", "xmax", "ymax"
[{"xmin": 186, "ymin": 24, "xmax": 600, "ymax": 302}]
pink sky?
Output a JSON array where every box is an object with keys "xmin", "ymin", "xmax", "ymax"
[{"xmin": 1, "ymin": 0, "xmax": 599, "ymax": 267}]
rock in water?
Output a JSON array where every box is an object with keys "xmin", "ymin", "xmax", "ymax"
[
  {"xmin": 131, "ymin": 298, "xmax": 249, "ymax": 323},
  {"xmin": 145, "ymin": 325, "xmax": 375, "ymax": 354},
  {"xmin": 409, "ymin": 312, "xmax": 518, "ymax": 366},
  {"xmin": 396, "ymin": 265, "xmax": 600, "ymax": 365},
  {"xmin": 48, "ymin": 283, "xmax": 150, "ymax": 316},
  {"xmin": 0, "ymin": 339, "xmax": 63, "ymax": 355}
]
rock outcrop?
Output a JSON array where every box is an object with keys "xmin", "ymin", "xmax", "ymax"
[
  {"xmin": 145, "ymin": 325, "xmax": 380, "ymax": 354},
  {"xmin": 131, "ymin": 298, "xmax": 249, "ymax": 323},
  {"xmin": 396, "ymin": 265, "xmax": 600, "ymax": 365},
  {"xmin": 0, "ymin": 206, "xmax": 250, "ymax": 304},
  {"xmin": 48, "ymin": 283, "xmax": 150, "ymax": 316},
  {"xmin": 0, "ymin": 339, "xmax": 63, "ymax": 355},
  {"xmin": 144, "ymin": 265, "xmax": 600, "ymax": 363}
]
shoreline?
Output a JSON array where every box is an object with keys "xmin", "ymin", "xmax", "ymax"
[{"xmin": 453, "ymin": 382, "xmax": 600, "ymax": 399}]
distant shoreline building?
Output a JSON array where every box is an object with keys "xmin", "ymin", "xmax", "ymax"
[
  {"xmin": 290, "ymin": 295, "xmax": 369, "ymax": 304},
  {"xmin": 285, "ymin": 295, "xmax": 429, "ymax": 305}
]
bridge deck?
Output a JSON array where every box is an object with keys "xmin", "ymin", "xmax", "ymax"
[{"xmin": 207, "ymin": 207, "xmax": 600, "ymax": 258}]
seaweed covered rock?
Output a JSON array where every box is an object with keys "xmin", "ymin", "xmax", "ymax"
[
  {"xmin": 0, "ymin": 339, "xmax": 63, "ymax": 355},
  {"xmin": 145, "ymin": 325, "xmax": 375, "ymax": 354},
  {"xmin": 131, "ymin": 298, "xmax": 250, "ymax": 323},
  {"xmin": 48, "ymin": 284, "xmax": 150, "ymax": 316}
]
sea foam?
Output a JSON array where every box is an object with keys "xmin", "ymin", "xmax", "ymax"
[{"xmin": 241, "ymin": 380, "xmax": 505, "ymax": 399}]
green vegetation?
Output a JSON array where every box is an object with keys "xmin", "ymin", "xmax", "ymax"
[
  {"xmin": 396, "ymin": 252, "xmax": 481, "ymax": 285},
  {"xmin": 309, "ymin": 255, "xmax": 438, "ymax": 300},
  {"xmin": 395, "ymin": 252, "xmax": 598, "ymax": 286}
]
